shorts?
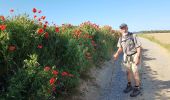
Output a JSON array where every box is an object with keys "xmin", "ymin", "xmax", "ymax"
[{"xmin": 121, "ymin": 53, "xmax": 141, "ymax": 73}]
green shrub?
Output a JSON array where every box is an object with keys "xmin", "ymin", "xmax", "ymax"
[{"xmin": 0, "ymin": 15, "xmax": 118, "ymax": 99}]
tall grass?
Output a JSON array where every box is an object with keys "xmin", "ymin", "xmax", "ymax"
[{"xmin": 138, "ymin": 34, "xmax": 170, "ymax": 52}]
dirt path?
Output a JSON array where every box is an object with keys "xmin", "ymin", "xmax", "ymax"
[{"xmin": 74, "ymin": 37, "xmax": 170, "ymax": 100}]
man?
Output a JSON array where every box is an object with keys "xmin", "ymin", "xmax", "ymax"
[{"xmin": 113, "ymin": 23, "xmax": 142, "ymax": 97}]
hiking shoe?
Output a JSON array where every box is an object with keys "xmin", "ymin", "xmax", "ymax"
[
  {"xmin": 123, "ymin": 84, "xmax": 133, "ymax": 93},
  {"xmin": 130, "ymin": 86, "xmax": 141, "ymax": 97}
]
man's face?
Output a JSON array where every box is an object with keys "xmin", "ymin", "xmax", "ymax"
[{"xmin": 120, "ymin": 26, "xmax": 128, "ymax": 33}]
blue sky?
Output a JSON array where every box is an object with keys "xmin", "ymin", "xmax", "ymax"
[{"xmin": 0, "ymin": 0, "xmax": 170, "ymax": 31}]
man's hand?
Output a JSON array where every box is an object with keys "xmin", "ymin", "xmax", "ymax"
[
  {"xmin": 114, "ymin": 47, "xmax": 122, "ymax": 61},
  {"xmin": 113, "ymin": 53, "xmax": 119, "ymax": 61},
  {"xmin": 135, "ymin": 56, "xmax": 140, "ymax": 65}
]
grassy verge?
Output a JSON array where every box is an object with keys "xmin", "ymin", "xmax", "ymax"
[{"xmin": 138, "ymin": 33, "xmax": 170, "ymax": 52}]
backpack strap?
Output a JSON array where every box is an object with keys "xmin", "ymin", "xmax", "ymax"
[{"xmin": 120, "ymin": 32, "xmax": 134, "ymax": 43}]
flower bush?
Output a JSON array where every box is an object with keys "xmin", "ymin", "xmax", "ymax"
[{"xmin": 0, "ymin": 9, "xmax": 118, "ymax": 99}]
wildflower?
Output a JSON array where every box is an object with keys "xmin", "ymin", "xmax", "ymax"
[
  {"xmin": 68, "ymin": 74, "xmax": 74, "ymax": 77},
  {"xmin": 45, "ymin": 21, "xmax": 48, "ymax": 25},
  {"xmin": 49, "ymin": 78, "xmax": 56, "ymax": 85},
  {"xmin": 43, "ymin": 24, "xmax": 47, "ymax": 29},
  {"xmin": 8, "ymin": 45, "xmax": 16, "ymax": 51},
  {"xmin": 32, "ymin": 8, "xmax": 37, "ymax": 13},
  {"xmin": 61, "ymin": 71, "xmax": 68, "ymax": 76},
  {"xmin": 52, "ymin": 87, "xmax": 56, "ymax": 92},
  {"xmin": 10, "ymin": 9, "xmax": 14, "ymax": 13},
  {"xmin": 0, "ymin": 16, "xmax": 5, "ymax": 21},
  {"xmin": 37, "ymin": 44, "xmax": 43, "ymax": 49},
  {"xmin": 41, "ymin": 16, "xmax": 46, "ymax": 20},
  {"xmin": 38, "ymin": 18, "xmax": 41, "ymax": 22},
  {"xmin": 52, "ymin": 70, "xmax": 59, "ymax": 75},
  {"xmin": 38, "ymin": 10, "xmax": 42, "ymax": 13},
  {"xmin": 34, "ymin": 15, "xmax": 37, "ymax": 19},
  {"xmin": 44, "ymin": 32, "xmax": 49, "ymax": 39},
  {"xmin": 37, "ymin": 28, "xmax": 44, "ymax": 35},
  {"xmin": 55, "ymin": 27, "xmax": 60, "ymax": 33},
  {"xmin": 0, "ymin": 25, "xmax": 6, "ymax": 31},
  {"xmin": 44, "ymin": 66, "xmax": 51, "ymax": 71}
]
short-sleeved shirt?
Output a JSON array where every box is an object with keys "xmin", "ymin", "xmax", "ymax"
[{"xmin": 117, "ymin": 32, "xmax": 141, "ymax": 55}]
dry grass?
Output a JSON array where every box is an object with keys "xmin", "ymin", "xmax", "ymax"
[
  {"xmin": 144, "ymin": 33, "xmax": 170, "ymax": 44},
  {"xmin": 138, "ymin": 33, "xmax": 170, "ymax": 52}
]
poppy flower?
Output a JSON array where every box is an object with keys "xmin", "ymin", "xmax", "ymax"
[
  {"xmin": 44, "ymin": 66, "xmax": 51, "ymax": 71},
  {"xmin": 8, "ymin": 45, "xmax": 16, "ymax": 51},
  {"xmin": 44, "ymin": 32, "xmax": 49, "ymax": 39},
  {"xmin": 0, "ymin": 25, "xmax": 6, "ymax": 31},
  {"xmin": 55, "ymin": 27, "xmax": 60, "ymax": 33},
  {"xmin": 52, "ymin": 70, "xmax": 59, "ymax": 75},
  {"xmin": 43, "ymin": 24, "xmax": 47, "ymax": 29},
  {"xmin": 32, "ymin": 8, "xmax": 37, "ymax": 13},
  {"xmin": 38, "ymin": 18, "xmax": 41, "ymax": 22},
  {"xmin": 0, "ymin": 16, "xmax": 5, "ymax": 21},
  {"xmin": 37, "ymin": 44, "xmax": 43, "ymax": 49},
  {"xmin": 61, "ymin": 71, "xmax": 68, "ymax": 76},
  {"xmin": 10, "ymin": 9, "xmax": 14, "ymax": 13},
  {"xmin": 45, "ymin": 21, "xmax": 48, "ymax": 25},
  {"xmin": 34, "ymin": 15, "xmax": 37, "ymax": 19},
  {"xmin": 41, "ymin": 16, "xmax": 46, "ymax": 20},
  {"xmin": 37, "ymin": 28, "xmax": 44, "ymax": 35},
  {"xmin": 49, "ymin": 77, "xmax": 56, "ymax": 85},
  {"xmin": 38, "ymin": 10, "xmax": 42, "ymax": 13}
]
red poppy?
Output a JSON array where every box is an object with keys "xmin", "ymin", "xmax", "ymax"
[
  {"xmin": 61, "ymin": 71, "xmax": 68, "ymax": 76},
  {"xmin": 38, "ymin": 10, "xmax": 42, "ymax": 13},
  {"xmin": 37, "ymin": 28, "xmax": 44, "ymax": 35},
  {"xmin": 32, "ymin": 8, "xmax": 37, "ymax": 13},
  {"xmin": 44, "ymin": 32, "xmax": 49, "ymax": 39},
  {"xmin": 8, "ymin": 45, "xmax": 16, "ymax": 51},
  {"xmin": 52, "ymin": 70, "xmax": 59, "ymax": 75},
  {"xmin": 10, "ymin": 9, "xmax": 14, "ymax": 13},
  {"xmin": 55, "ymin": 27, "xmax": 60, "ymax": 33},
  {"xmin": 44, "ymin": 66, "xmax": 51, "ymax": 71},
  {"xmin": 49, "ymin": 77, "xmax": 56, "ymax": 85},
  {"xmin": 43, "ymin": 24, "xmax": 47, "ymax": 29},
  {"xmin": 38, "ymin": 18, "xmax": 41, "ymax": 22},
  {"xmin": 0, "ymin": 25, "xmax": 6, "ymax": 31},
  {"xmin": 34, "ymin": 15, "xmax": 37, "ymax": 19},
  {"xmin": 41, "ymin": 16, "xmax": 46, "ymax": 20},
  {"xmin": 0, "ymin": 16, "xmax": 5, "ymax": 21},
  {"xmin": 37, "ymin": 44, "xmax": 43, "ymax": 49},
  {"xmin": 45, "ymin": 21, "xmax": 48, "ymax": 25}
]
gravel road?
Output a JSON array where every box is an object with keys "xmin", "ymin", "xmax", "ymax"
[{"xmin": 75, "ymin": 37, "xmax": 170, "ymax": 100}]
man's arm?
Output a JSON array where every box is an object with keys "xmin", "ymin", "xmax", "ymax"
[
  {"xmin": 113, "ymin": 47, "xmax": 123, "ymax": 60},
  {"xmin": 136, "ymin": 47, "xmax": 141, "ymax": 57},
  {"xmin": 135, "ymin": 47, "xmax": 141, "ymax": 65}
]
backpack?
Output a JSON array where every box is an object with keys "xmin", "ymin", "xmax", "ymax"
[
  {"xmin": 120, "ymin": 32, "xmax": 135, "ymax": 44},
  {"xmin": 120, "ymin": 32, "xmax": 137, "ymax": 56}
]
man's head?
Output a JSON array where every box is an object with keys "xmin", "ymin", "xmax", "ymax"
[{"xmin": 119, "ymin": 23, "xmax": 128, "ymax": 33}]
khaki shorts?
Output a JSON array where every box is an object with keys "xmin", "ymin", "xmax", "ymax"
[{"xmin": 122, "ymin": 53, "xmax": 141, "ymax": 73}]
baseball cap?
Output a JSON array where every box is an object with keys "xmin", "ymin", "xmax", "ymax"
[{"xmin": 119, "ymin": 23, "xmax": 128, "ymax": 29}]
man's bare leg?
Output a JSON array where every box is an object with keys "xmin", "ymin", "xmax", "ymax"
[{"xmin": 133, "ymin": 70, "xmax": 141, "ymax": 86}]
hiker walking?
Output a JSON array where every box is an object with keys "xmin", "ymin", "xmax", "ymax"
[{"xmin": 113, "ymin": 23, "xmax": 142, "ymax": 97}]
